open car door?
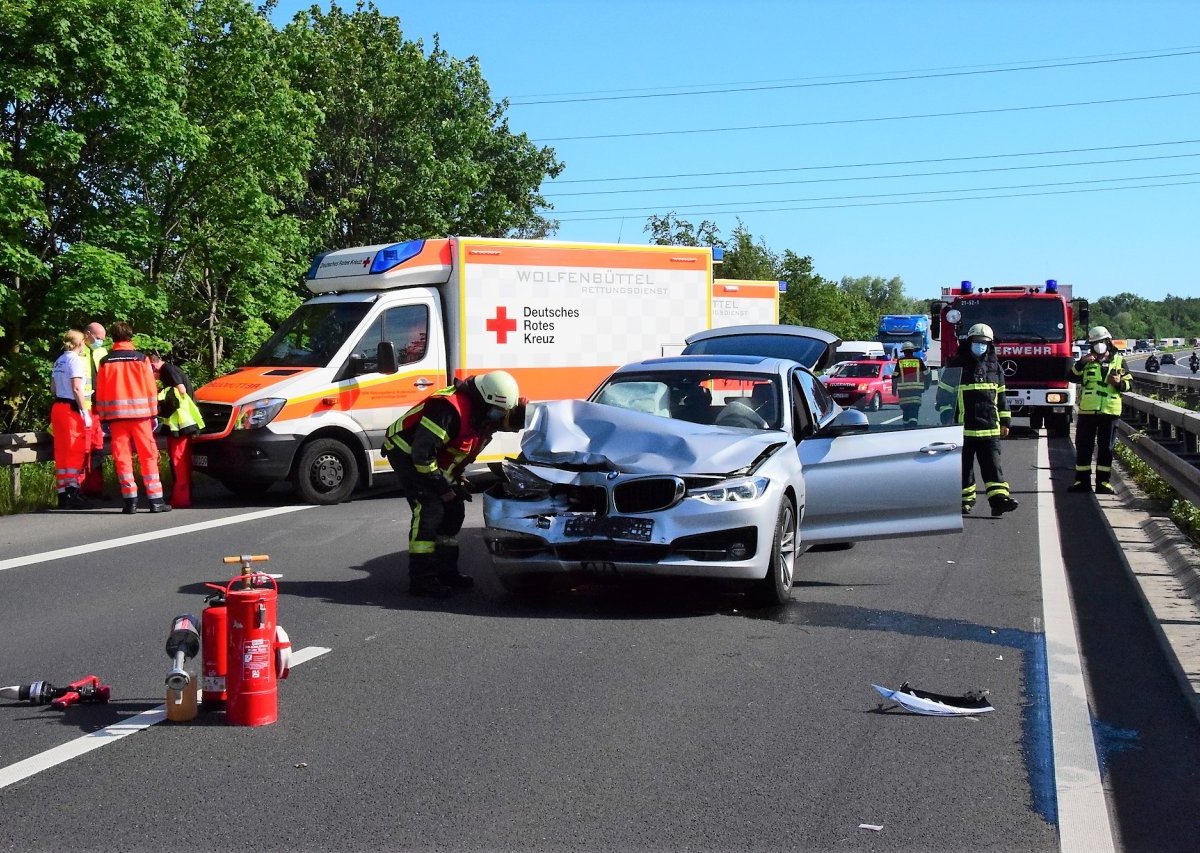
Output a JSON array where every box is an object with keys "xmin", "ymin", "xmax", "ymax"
[{"xmin": 794, "ymin": 366, "xmax": 963, "ymax": 547}]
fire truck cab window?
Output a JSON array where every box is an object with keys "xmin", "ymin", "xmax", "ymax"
[{"xmin": 955, "ymin": 300, "xmax": 1066, "ymax": 342}]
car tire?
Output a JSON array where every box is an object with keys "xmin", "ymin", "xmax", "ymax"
[
  {"xmin": 868, "ymin": 393, "xmax": 882, "ymax": 412},
  {"xmin": 291, "ymin": 438, "xmax": 359, "ymax": 505},
  {"xmin": 220, "ymin": 478, "xmax": 272, "ymax": 497},
  {"xmin": 752, "ymin": 499, "xmax": 796, "ymax": 607}
]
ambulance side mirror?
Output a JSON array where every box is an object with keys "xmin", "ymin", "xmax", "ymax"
[{"xmin": 376, "ymin": 341, "xmax": 399, "ymax": 375}]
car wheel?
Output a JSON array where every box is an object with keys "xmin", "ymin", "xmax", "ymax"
[
  {"xmin": 291, "ymin": 438, "xmax": 359, "ymax": 505},
  {"xmin": 752, "ymin": 499, "xmax": 797, "ymax": 606},
  {"xmin": 220, "ymin": 478, "xmax": 272, "ymax": 497},
  {"xmin": 868, "ymin": 392, "xmax": 882, "ymax": 412}
]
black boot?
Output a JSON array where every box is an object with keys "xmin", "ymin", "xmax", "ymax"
[
  {"xmin": 990, "ymin": 495, "xmax": 1019, "ymax": 517},
  {"xmin": 148, "ymin": 498, "xmax": 172, "ymax": 513},
  {"xmin": 1094, "ymin": 481, "xmax": 1115, "ymax": 495},
  {"xmin": 435, "ymin": 545, "xmax": 474, "ymax": 589},
  {"xmin": 64, "ymin": 486, "xmax": 90, "ymax": 509},
  {"xmin": 408, "ymin": 553, "xmax": 454, "ymax": 598},
  {"xmin": 122, "ymin": 498, "xmax": 138, "ymax": 514},
  {"xmin": 1067, "ymin": 479, "xmax": 1091, "ymax": 493},
  {"xmin": 57, "ymin": 491, "xmax": 69, "ymax": 509}
]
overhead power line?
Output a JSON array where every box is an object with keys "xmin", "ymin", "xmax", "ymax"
[
  {"xmin": 510, "ymin": 44, "xmax": 1200, "ymax": 99},
  {"xmin": 535, "ymin": 91, "xmax": 1200, "ymax": 142},
  {"xmin": 551, "ymin": 138, "xmax": 1200, "ymax": 184},
  {"xmin": 543, "ymin": 152, "xmax": 1200, "ymax": 197},
  {"xmin": 550, "ymin": 170, "xmax": 1200, "ymax": 215},
  {"xmin": 552, "ymin": 179, "xmax": 1200, "ymax": 222},
  {"xmin": 511, "ymin": 49, "xmax": 1200, "ymax": 106}
]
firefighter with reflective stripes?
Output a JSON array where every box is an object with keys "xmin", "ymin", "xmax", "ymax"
[
  {"xmin": 382, "ymin": 371, "xmax": 526, "ymax": 597},
  {"xmin": 94, "ymin": 321, "xmax": 171, "ymax": 514},
  {"xmin": 893, "ymin": 342, "xmax": 929, "ymax": 427},
  {"xmin": 1068, "ymin": 326, "xmax": 1131, "ymax": 495},
  {"xmin": 936, "ymin": 323, "xmax": 1020, "ymax": 517}
]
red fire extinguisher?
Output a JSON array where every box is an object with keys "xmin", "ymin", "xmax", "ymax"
[
  {"xmin": 200, "ymin": 585, "xmax": 228, "ymax": 709},
  {"xmin": 223, "ymin": 565, "xmax": 290, "ymax": 727}
]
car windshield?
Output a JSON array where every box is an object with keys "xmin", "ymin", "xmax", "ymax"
[
  {"xmin": 955, "ymin": 299, "xmax": 1066, "ymax": 342},
  {"xmin": 831, "ymin": 362, "xmax": 881, "ymax": 378},
  {"xmin": 592, "ymin": 370, "xmax": 783, "ymax": 430},
  {"xmin": 247, "ymin": 303, "xmax": 371, "ymax": 368},
  {"xmin": 879, "ymin": 332, "xmax": 926, "ymax": 349}
]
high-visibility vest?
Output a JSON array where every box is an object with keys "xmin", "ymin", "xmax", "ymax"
[
  {"xmin": 94, "ymin": 343, "xmax": 158, "ymax": 421},
  {"xmin": 936, "ymin": 352, "xmax": 1010, "ymax": 438},
  {"xmin": 1072, "ymin": 353, "xmax": 1129, "ymax": 416},
  {"xmin": 158, "ymin": 387, "xmax": 206, "ymax": 436},
  {"xmin": 382, "ymin": 383, "xmax": 486, "ymax": 481},
  {"xmin": 77, "ymin": 346, "xmax": 107, "ymax": 411},
  {"xmin": 896, "ymin": 357, "xmax": 926, "ymax": 398}
]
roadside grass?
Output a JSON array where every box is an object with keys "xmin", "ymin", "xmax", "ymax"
[{"xmin": 0, "ymin": 455, "xmax": 176, "ymax": 516}]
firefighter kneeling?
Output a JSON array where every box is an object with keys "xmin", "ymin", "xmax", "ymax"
[{"xmin": 382, "ymin": 371, "xmax": 527, "ymax": 598}]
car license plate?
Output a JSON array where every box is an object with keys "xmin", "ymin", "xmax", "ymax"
[
  {"xmin": 193, "ymin": 455, "xmax": 207, "ymax": 468},
  {"xmin": 564, "ymin": 516, "xmax": 654, "ymax": 541},
  {"xmin": 832, "ymin": 393, "xmax": 849, "ymax": 401}
]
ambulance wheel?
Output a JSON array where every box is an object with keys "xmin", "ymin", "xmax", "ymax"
[{"xmin": 292, "ymin": 438, "xmax": 359, "ymax": 504}]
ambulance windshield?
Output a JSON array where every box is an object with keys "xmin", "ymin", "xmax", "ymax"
[{"xmin": 248, "ymin": 303, "xmax": 372, "ymax": 367}]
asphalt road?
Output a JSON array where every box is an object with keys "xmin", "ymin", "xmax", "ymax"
[{"xmin": 0, "ymin": 431, "xmax": 1197, "ymax": 852}]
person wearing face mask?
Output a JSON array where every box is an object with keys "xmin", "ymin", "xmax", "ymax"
[
  {"xmin": 381, "ymin": 371, "xmax": 528, "ymax": 597},
  {"xmin": 936, "ymin": 323, "xmax": 1018, "ymax": 517},
  {"xmin": 1068, "ymin": 326, "xmax": 1131, "ymax": 494},
  {"xmin": 79, "ymin": 322, "xmax": 109, "ymax": 498}
]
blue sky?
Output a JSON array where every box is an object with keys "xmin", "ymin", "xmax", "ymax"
[{"xmin": 272, "ymin": 1, "xmax": 1200, "ymax": 302}]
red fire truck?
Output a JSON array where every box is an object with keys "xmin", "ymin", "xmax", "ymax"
[{"xmin": 930, "ymin": 279, "xmax": 1088, "ymax": 438}]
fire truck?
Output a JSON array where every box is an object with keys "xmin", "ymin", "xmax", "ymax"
[{"xmin": 930, "ymin": 279, "xmax": 1088, "ymax": 438}]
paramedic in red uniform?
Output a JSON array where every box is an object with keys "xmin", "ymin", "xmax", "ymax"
[
  {"xmin": 94, "ymin": 321, "xmax": 171, "ymax": 514},
  {"xmin": 50, "ymin": 329, "xmax": 92, "ymax": 509},
  {"xmin": 381, "ymin": 371, "xmax": 526, "ymax": 597}
]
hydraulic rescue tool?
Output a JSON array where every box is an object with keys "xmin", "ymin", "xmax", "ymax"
[
  {"xmin": 1, "ymin": 676, "xmax": 112, "ymax": 708},
  {"xmin": 165, "ymin": 614, "xmax": 202, "ymax": 722}
]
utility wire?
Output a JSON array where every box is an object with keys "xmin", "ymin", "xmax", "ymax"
[
  {"xmin": 544, "ymin": 152, "xmax": 1200, "ymax": 197},
  {"xmin": 510, "ymin": 45, "xmax": 1200, "ymax": 99},
  {"xmin": 551, "ymin": 170, "xmax": 1200, "ymax": 215},
  {"xmin": 553, "ymin": 179, "xmax": 1200, "ymax": 222},
  {"xmin": 535, "ymin": 91, "xmax": 1200, "ymax": 142},
  {"xmin": 551, "ymin": 138, "xmax": 1200, "ymax": 184},
  {"xmin": 512, "ymin": 49, "xmax": 1200, "ymax": 105}
]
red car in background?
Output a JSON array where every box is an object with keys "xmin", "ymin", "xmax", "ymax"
[{"xmin": 821, "ymin": 359, "xmax": 899, "ymax": 411}]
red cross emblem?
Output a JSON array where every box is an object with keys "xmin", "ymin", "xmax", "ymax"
[{"xmin": 486, "ymin": 306, "xmax": 517, "ymax": 344}]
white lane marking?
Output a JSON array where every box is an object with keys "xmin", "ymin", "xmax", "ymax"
[
  {"xmin": 0, "ymin": 645, "xmax": 332, "ymax": 790},
  {"xmin": 880, "ymin": 415, "xmax": 902, "ymax": 424},
  {"xmin": 0, "ymin": 505, "xmax": 316, "ymax": 573},
  {"xmin": 1037, "ymin": 437, "xmax": 1116, "ymax": 852}
]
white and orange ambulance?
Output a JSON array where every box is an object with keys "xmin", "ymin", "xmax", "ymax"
[
  {"xmin": 711, "ymin": 279, "xmax": 782, "ymax": 328},
  {"xmin": 192, "ymin": 237, "xmax": 721, "ymax": 503}
]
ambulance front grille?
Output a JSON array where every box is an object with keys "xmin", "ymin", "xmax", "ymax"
[{"xmin": 196, "ymin": 402, "xmax": 233, "ymax": 435}]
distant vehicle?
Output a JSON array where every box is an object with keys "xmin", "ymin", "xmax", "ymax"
[
  {"xmin": 877, "ymin": 314, "xmax": 932, "ymax": 360},
  {"xmin": 1161, "ymin": 352, "xmax": 1176, "ymax": 366},
  {"xmin": 821, "ymin": 359, "xmax": 899, "ymax": 411},
  {"xmin": 833, "ymin": 340, "xmax": 886, "ymax": 363}
]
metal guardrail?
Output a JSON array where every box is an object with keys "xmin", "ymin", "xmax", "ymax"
[
  {"xmin": 1117, "ymin": 368, "xmax": 1200, "ymax": 508},
  {"xmin": 0, "ymin": 432, "xmax": 55, "ymax": 501}
]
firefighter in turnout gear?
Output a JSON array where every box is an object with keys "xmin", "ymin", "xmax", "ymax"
[
  {"xmin": 893, "ymin": 341, "xmax": 930, "ymax": 427},
  {"xmin": 1068, "ymin": 326, "xmax": 1131, "ymax": 494},
  {"xmin": 382, "ymin": 371, "xmax": 527, "ymax": 597},
  {"xmin": 936, "ymin": 323, "xmax": 1019, "ymax": 517}
]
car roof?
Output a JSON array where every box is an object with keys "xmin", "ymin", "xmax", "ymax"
[{"xmin": 611, "ymin": 353, "xmax": 796, "ymax": 375}]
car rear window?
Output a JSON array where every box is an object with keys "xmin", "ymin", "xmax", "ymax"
[{"xmin": 683, "ymin": 333, "xmax": 827, "ymax": 368}]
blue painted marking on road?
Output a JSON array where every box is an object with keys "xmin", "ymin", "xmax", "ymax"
[
  {"xmin": 1091, "ymin": 720, "xmax": 1142, "ymax": 779},
  {"xmin": 1024, "ymin": 631, "xmax": 1057, "ymax": 825}
]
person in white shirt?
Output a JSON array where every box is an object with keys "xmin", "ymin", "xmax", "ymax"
[{"xmin": 50, "ymin": 329, "xmax": 92, "ymax": 509}]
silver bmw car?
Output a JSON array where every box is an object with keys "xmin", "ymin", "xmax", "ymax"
[{"xmin": 483, "ymin": 332, "xmax": 963, "ymax": 605}]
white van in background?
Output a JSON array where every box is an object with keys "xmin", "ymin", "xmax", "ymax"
[{"xmin": 833, "ymin": 340, "xmax": 887, "ymax": 363}]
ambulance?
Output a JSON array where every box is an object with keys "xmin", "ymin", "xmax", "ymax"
[
  {"xmin": 191, "ymin": 237, "xmax": 722, "ymax": 503},
  {"xmin": 710, "ymin": 279, "xmax": 782, "ymax": 328}
]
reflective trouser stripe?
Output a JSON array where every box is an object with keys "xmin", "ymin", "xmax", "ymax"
[
  {"xmin": 985, "ymin": 481, "xmax": 1010, "ymax": 498},
  {"xmin": 51, "ymin": 402, "xmax": 87, "ymax": 492},
  {"xmin": 109, "ymin": 420, "xmax": 163, "ymax": 499}
]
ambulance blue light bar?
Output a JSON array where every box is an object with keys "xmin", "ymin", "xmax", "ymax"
[
  {"xmin": 960, "ymin": 280, "xmax": 974, "ymax": 294},
  {"xmin": 711, "ymin": 247, "xmax": 724, "ymax": 262},
  {"xmin": 778, "ymin": 280, "xmax": 788, "ymax": 293},
  {"xmin": 370, "ymin": 239, "xmax": 426, "ymax": 274},
  {"xmin": 1045, "ymin": 279, "xmax": 1059, "ymax": 293}
]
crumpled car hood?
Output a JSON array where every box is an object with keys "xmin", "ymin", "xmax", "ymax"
[{"xmin": 519, "ymin": 399, "xmax": 786, "ymax": 475}]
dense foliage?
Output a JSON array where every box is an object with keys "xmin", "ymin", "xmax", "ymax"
[{"xmin": 0, "ymin": 0, "xmax": 561, "ymax": 431}]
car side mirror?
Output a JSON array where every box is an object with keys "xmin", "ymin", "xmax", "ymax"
[
  {"xmin": 377, "ymin": 341, "xmax": 399, "ymax": 375},
  {"xmin": 823, "ymin": 408, "xmax": 870, "ymax": 436}
]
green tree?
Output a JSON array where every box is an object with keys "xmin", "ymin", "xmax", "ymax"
[
  {"xmin": 280, "ymin": 2, "xmax": 562, "ymax": 252},
  {"xmin": 719, "ymin": 221, "xmax": 777, "ymax": 280},
  {"xmin": 644, "ymin": 211, "xmax": 723, "ymax": 248}
]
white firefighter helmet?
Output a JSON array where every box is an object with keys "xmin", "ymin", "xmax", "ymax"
[
  {"xmin": 901, "ymin": 341, "xmax": 918, "ymax": 353},
  {"xmin": 1087, "ymin": 326, "xmax": 1112, "ymax": 343},
  {"xmin": 474, "ymin": 370, "xmax": 519, "ymax": 410},
  {"xmin": 967, "ymin": 323, "xmax": 994, "ymax": 342}
]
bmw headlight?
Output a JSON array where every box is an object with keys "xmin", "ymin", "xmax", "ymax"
[
  {"xmin": 687, "ymin": 476, "xmax": 770, "ymax": 503},
  {"xmin": 500, "ymin": 460, "xmax": 555, "ymax": 499},
  {"xmin": 236, "ymin": 398, "xmax": 287, "ymax": 430}
]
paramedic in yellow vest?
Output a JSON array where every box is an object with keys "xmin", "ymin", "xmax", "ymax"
[
  {"xmin": 150, "ymin": 352, "xmax": 205, "ymax": 508},
  {"xmin": 1068, "ymin": 326, "xmax": 1131, "ymax": 495},
  {"xmin": 893, "ymin": 341, "xmax": 930, "ymax": 427},
  {"xmin": 79, "ymin": 322, "xmax": 108, "ymax": 497},
  {"xmin": 381, "ymin": 371, "xmax": 527, "ymax": 598}
]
